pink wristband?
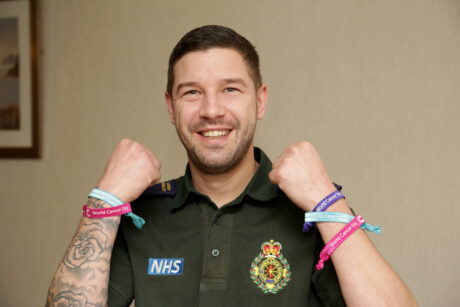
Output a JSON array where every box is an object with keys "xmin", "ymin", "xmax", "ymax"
[
  {"xmin": 316, "ymin": 215, "xmax": 365, "ymax": 270},
  {"xmin": 83, "ymin": 203, "xmax": 132, "ymax": 218}
]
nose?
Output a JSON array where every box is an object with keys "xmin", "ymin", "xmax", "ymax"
[{"xmin": 199, "ymin": 92, "xmax": 224, "ymax": 119}]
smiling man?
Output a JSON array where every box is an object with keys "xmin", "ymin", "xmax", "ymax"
[
  {"xmin": 46, "ymin": 25, "xmax": 417, "ymax": 306},
  {"xmin": 165, "ymin": 46, "xmax": 267, "ymax": 206},
  {"xmin": 167, "ymin": 48, "xmax": 263, "ymax": 175}
]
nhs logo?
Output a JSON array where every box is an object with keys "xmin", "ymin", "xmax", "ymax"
[{"xmin": 148, "ymin": 258, "xmax": 184, "ymax": 275}]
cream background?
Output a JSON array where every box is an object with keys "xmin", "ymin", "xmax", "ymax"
[{"xmin": 0, "ymin": 0, "xmax": 459, "ymax": 306}]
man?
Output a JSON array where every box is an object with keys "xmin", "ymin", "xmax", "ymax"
[{"xmin": 46, "ymin": 25, "xmax": 416, "ymax": 306}]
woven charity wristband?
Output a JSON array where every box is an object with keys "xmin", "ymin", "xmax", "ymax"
[
  {"xmin": 88, "ymin": 188, "xmax": 145, "ymax": 230},
  {"xmin": 83, "ymin": 203, "xmax": 132, "ymax": 218},
  {"xmin": 303, "ymin": 190, "xmax": 345, "ymax": 232},
  {"xmin": 316, "ymin": 215, "xmax": 365, "ymax": 270},
  {"xmin": 304, "ymin": 212, "xmax": 381, "ymax": 234}
]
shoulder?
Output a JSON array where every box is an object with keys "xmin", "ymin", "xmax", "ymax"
[{"xmin": 129, "ymin": 179, "xmax": 178, "ymax": 217}]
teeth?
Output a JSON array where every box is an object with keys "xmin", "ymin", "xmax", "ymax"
[{"xmin": 201, "ymin": 130, "xmax": 230, "ymax": 137}]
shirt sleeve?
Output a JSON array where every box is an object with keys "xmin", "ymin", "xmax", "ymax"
[
  {"xmin": 108, "ymin": 217, "xmax": 134, "ymax": 307},
  {"xmin": 311, "ymin": 231, "xmax": 346, "ymax": 307}
]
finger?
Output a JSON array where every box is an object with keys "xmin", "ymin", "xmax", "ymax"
[
  {"xmin": 139, "ymin": 145, "xmax": 161, "ymax": 169},
  {"xmin": 149, "ymin": 171, "xmax": 162, "ymax": 186},
  {"xmin": 268, "ymin": 170, "xmax": 278, "ymax": 184}
]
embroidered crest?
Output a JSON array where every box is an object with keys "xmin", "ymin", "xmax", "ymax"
[{"xmin": 250, "ymin": 240, "xmax": 291, "ymax": 294}]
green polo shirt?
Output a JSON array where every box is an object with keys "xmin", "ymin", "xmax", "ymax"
[{"xmin": 108, "ymin": 148, "xmax": 345, "ymax": 307}]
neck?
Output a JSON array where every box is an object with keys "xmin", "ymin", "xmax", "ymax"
[{"xmin": 189, "ymin": 146, "xmax": 258, "ymax": 207}]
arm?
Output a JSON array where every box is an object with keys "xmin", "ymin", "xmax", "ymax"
[
  {"xmin": 269, "ymin": 141, "xmax": 417, "ymax": 306},
  {"xmin": 45, "ymin": 139, "xmax": 161, "ymax": 306},
  {"xmin": 45, "ymin": 198, "xmax": 121, "ymax": 306},
  {"xmin": 315, "ymin": 199, "xmax": 415, "ymax": 306}
]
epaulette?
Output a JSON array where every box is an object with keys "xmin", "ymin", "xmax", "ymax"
[{"xmin": 142, "ymin": 180, "xmax": 176, "ymax": 196}]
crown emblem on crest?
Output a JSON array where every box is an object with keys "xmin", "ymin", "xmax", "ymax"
[
  {"xmin": 250, "ymin": 239, "xmax": 291, "ymax": 294},
  {"xmin": 262, "ymin": 240, "xmax": 281, "ymax": 256}
]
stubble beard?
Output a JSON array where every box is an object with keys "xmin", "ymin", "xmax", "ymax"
[{"xmin": 177, "ymin": 118, "xmax": 256, "ymax": 175}]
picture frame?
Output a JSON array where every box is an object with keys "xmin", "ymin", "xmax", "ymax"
[{"xmin": 0, "ymin": 0, "xmax": 39, "ymax": 158}]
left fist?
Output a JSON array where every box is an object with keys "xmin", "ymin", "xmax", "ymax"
[{"xmin": 268, "ymin": 141, "xmax": 337, "ymax": 212}]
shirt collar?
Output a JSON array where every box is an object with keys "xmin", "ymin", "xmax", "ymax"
[{"xmin": 171, "ymin": 147, "xmax": 278, "ymax": 210}]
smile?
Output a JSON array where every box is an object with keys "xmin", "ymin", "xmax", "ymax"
[{"xmin": 199, "ymin": 130, "xmax": 231, "ymax": 138}]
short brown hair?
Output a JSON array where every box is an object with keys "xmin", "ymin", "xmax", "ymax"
[{"xmin": 167, "ymin": 25, "xmax": 262, "ymax": 97}]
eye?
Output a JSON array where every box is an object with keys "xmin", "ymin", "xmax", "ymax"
[
  {"xmin": 185, "ymin": 90, "xmax": 198, "ymax": 95},
  {"xmin": 224, "ymin": 87, "xmax": 238, "ymax": 93}
]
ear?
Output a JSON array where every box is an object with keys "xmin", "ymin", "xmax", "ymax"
[
  {"xmin": 256, "ymin": 84, "xmax": 268, "ymax": 120},
  {"xmin": 165, "ymin": 91, "xmax": 175, "ymax": 125}
]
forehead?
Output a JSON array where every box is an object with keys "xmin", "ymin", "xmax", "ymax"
[{"xmin": 172, "ymin": 48, "xmax": 253, "ymax": 89}]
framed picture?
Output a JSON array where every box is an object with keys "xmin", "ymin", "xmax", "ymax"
[{"xmin": 0, "ymin": 0, "xmax": 39, "ymax": 158}]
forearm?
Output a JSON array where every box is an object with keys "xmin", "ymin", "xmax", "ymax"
[
  {"xmin": 316, "ymin": 199, "xmax": 417, "ymax": 306},
  {"xmin": 45, "ymin": 198, "xmax": 120, "ymax": 307}
]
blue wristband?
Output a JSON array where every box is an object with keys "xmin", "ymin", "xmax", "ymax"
[
  {"xmin": 304, "ymin": 212, "xmax": 381, "ymax": 234},
  {"xmin": 89, "ymin": 188, "xmax": 145, "ymax": 230},
  {"xmin": 303, "ymin": 190, "xmax": 345, "ymax": 232},
  {"xmin": 89, "ymin": 189, "xmax": 124, "ymax": 206}
]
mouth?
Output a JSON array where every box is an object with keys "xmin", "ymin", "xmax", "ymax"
[{"xmin": 198, "ymin": 129, "xmax": 232, "ymax": 138}]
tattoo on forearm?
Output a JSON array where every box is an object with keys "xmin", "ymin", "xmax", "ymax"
[
  {"xmin": 87, "ymin": 198, "xmax": 105, "ymax": 209},
  {"xmin": 45, "ymin": 198, "xmax": 120, "ymax": 307},
  {"xmin": 48, "ymin": 290, "xmax": 103, "ymax": 307},
  {"xmin": 63, "ymin": 222, "xmax": 108, "ymax": 269}
]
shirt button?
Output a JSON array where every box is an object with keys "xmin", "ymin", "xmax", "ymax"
[
  {"xmin": 214, "ymin": 217, "xmax": 221, "ymax": 225},
  {"xmin": 211, "ymin": 249, "xmax": 220, "ymax": 257}
]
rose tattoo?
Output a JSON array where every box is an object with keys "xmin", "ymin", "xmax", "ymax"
[
  {"xmin": 64, "ymin": 222, "xmax": 108, "ymax": 269},
  {"xmin": 52, "ymin": 290, "xmax": 96, "ymax": 307}
]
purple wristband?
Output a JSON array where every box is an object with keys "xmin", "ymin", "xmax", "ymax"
[{"xmin": 303, "ymin": 190, "xmax": 345, "ymax": 232}]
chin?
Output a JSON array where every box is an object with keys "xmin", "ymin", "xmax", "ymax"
[
  {"xmin": 195, "ymin": 162, "xmax": 236, "ymax": 175},
  {"xmin": 187, "ymin": 148, "xmax": 240, "ymax": 174}
]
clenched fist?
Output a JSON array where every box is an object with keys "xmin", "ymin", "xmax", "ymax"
[
  {"xmin": 268, "ymin": 141, "xmax": 337, "ymax": 212},
  {"xmin": 96, "ymin": 139, "xmax": 161, "ymax": 203}
]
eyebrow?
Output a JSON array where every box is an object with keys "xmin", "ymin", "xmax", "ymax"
[{"xmin": 220, "ymin": 78, "xmax": 248, "ymax": 87}]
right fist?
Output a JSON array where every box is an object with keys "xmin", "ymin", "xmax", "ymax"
[{"xmin": 96, "ymin": 139, "xmax": 161, "ymax": 203}]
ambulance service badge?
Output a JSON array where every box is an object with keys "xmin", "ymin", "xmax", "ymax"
[{"xmin": 250, "ymin": 239, "xmax": 291, "ymax": 294}]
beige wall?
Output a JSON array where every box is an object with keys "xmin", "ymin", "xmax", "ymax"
[{"xmin": 1, "ymin": 0, "xmax": 459, "ymax": 305}]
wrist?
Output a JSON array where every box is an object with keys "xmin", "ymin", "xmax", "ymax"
[
  {"xmin": 303, "ymin": 189, "xmax": 346, "ymax": 232},
  {"xmin": 315, "ymin": 200, "xmax": 358, "ymax": 241},
  {"xmin": 88, "ymin": 188, "xmax": 145, "ymax": 230},
  {"xmin": 95, "ymin": 182, "xmax": 127, "ymax": 203},
  {"xmin": 324, "ymin": 198, "xmax": 352, "ymax": 214},
  {"xmin": 304, "ymin": 184, "xmax": 338, "ymax": 212},
  {"xmin": 86, "ymin": 197, "xmax": 112, "ymax": 209}
]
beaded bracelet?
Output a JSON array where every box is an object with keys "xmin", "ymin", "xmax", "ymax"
[{"xmin": 88, "ymin": 188, "xmax": 145, "ymax": 230}]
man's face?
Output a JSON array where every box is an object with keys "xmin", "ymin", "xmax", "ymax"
[{"xmin": 165, "ymin": 48, "xmax": 267, "ymax": 174}]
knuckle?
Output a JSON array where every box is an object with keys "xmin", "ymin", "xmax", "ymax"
[
  {"xmin": 268, "ymin": 171, "xmax": 278, "ymax": 183},
  {"xmin": 131, "ymin": 141, "xmax": 143, "ymax": 151},
  {"xmin": 300, "ymin": 141, "xmax": 314, "ymax": 151},
  {"xmin": 120, "ymin": 138, "xmax": 132, "ymax": 146},
  {"xmin": 299, "ymin": 140, "xmax": 311, "ymax": 147},
  {"xmin": 137, "ymin": 150, "xmax": 149, "ymax": 161},
  {"xmin": 151, "ymin": 171, "xmax": 161, "ymax": 183},
  {"xmin": 151, "ymin": 156, "xmax": 161, "ymax": 168},
  {"xmin": 287, "ymin": 145, "xmax": 298, "ymax": 155}
]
